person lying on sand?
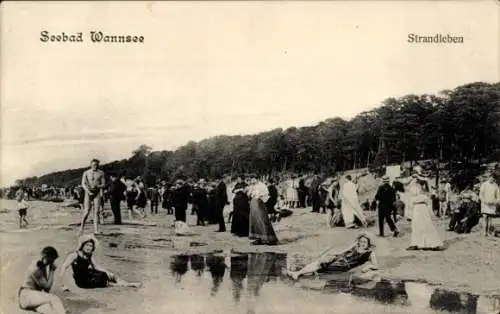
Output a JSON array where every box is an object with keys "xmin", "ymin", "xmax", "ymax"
[
  {"xmin": 18, "ymin": 246, "xmax": 67, "ymax": 314},
  {"xmin": 59, "ymin": 235, "xmax": 141, "ymax": 291},
  {"xmin": 287, "ymin": 233, "xmax": 379, "ymax": 281}
]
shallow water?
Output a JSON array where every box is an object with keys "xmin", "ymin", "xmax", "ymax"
[{"xmin": 165, "ymin": 252, "xmax": 500, "ymax": 314}]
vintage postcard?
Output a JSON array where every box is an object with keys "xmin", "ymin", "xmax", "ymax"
[{"xmin": 1, "ymin": 1, "xmax": 499, "ymax": 313}]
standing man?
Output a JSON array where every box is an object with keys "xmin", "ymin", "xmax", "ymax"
[
  {"xmin": 108, "ymin": 173, "xmax": 127, "ymax": 225},
  {"xmin": 80, "ymin": 159, "xmax": 106, "ymax": 235},
  {"xmin": 171, "ymin": 179, "xmax": 190, "ymax": 223},
  {"xmin": 479, "ymin": 176, "xmax": 500, "ymax": 237},
  {"xmin": 150, "ymin": 185, "xmax": 161, "ymax": 215},
  {"xmin": 214, "ymin": 175, "xmax": 229, "ymax": 232},
  {"xmin": 374, "ymin": 175, "xmax": 399, "ymax": 237},
  {"xmin": 437, "ymin": 179, "xmax": 451, "ymax": 218},
  {"xmin": 192, "ymin": 179, "xmax": 208, "ymax": 226},
  {"xmin": 297, "ymin": 177, "xmax": 307, "ymax": 208}
]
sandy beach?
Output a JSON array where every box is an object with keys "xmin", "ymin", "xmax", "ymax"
[{"xmin": 1, "ymin": 198, "xmax": 499, "ymax": 313}]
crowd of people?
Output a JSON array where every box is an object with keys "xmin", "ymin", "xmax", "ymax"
[{"xmin": 8, "ymin": 158, "xmax": 500, "ymax": 314}]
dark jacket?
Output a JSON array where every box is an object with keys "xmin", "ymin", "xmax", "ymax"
[
  {"xmin": 215, "ymin": 181, "xmax": 228, "ymax": 209},
  {"xmin": 172, "ymin": 184, "xmax": 191, "ymax": 210},
  {"xmin": 108, "ymin": 180, "xmax": 126, "ymax": 201},
  {"xmin": 375, "ymin": 183, "xmax": 396, "ymax": 211}
]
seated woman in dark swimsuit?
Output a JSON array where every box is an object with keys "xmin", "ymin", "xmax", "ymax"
[
  {"xmin": 60, "ymin": 235, "xmax": 141, "ymax": 290},
  {"xmin": 288, "ymin": 233, "xmax": 378, "ymax": 280}
]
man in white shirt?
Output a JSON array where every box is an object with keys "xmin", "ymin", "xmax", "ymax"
[
  {"xmin": 438, "ymin": 179, "xmax": 452, "ymax": 218},
  {"xmin": 479, "ymin": 176, "xmax": 499, "ymax": 237},
  {"xmin": 80, "ymin": 159, "xmax": 106, "ymax": 235}
]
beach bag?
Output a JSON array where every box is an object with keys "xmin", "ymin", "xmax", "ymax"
[{"xmin": 174, "ymin": 221, "xmax": 193, "ymax": 236}]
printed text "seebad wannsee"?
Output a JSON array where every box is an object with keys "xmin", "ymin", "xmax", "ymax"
[{"xmin": 40, "ymin": 31, "xmax": 144, "ymax": 43}]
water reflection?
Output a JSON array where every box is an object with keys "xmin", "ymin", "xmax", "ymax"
[
  {"xmin": 430, "ymin": 289, "xmax": 478, "ymax": 314},
  {"xmin": 170, "ymin": 254, "xmax": 189, "ymax": 282},
  {"xmin": 189, "ymin": 254, "xmax": 205, "ymax": 276},
  {"xmin": 169, "ymin": 252, "xmax": 500, "ymax": 314},
  {"xmin": 206, "ymin": 253, "xmax": 226, "ymax": 296},
  {"xmin": 230, "ymin": 254, "xmax": 248, "ymax": 303}
]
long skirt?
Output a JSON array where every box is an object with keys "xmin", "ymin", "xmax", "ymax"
[
  {"xmin": 175, "ymin": 206, "xmax": 187, "ymax": 222},
  {"xmin": 231, "ymin": 193, "xmax": 250, "ymax": 237},
  {"xmin": 410, "ymin": 203, "xmax": 443, "ymax": 249},
  {"xmin": 207, "ymin": 197, "xmax": 217, "ymax": 224},
  {"xmin": 286, "ymin": 186, "xmax": 298, "ymax": 202},
  {"xmin": 249, "ymin": 198, "xmax": 278, "ymax": 244}
]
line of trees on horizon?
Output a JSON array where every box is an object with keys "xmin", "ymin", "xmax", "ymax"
[{"xmin": 15, "ymin": 81, "xmax": 500, "ymax": 190}]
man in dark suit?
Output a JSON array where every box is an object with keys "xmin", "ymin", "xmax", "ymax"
[
  {"xmin": 374, "ymin": 176, "xmax": 399, "ymax": 237},
  {"xmin": 108, "ymin": 173, "xmax": 127, "ymax": 224},
  {"xmin": 172, "ymin": 179, "xmax": 191, "ymax": 223},
  {"xmin": 214, "ymin": 176, "xmax": 229, "ymax": 232}
]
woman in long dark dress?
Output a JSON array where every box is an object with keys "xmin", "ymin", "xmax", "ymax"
[
  {"xmin": 231, "ymin": 177, "xmax": 250, "ymax": 237},
  {"xmin": 248, "ymin": 179, "xmax": 278, "ymax": 245}
]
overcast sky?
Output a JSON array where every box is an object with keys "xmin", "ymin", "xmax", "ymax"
[{"xmin": 1, "ymin": 1, "xmax": 498, "ymax": 186}]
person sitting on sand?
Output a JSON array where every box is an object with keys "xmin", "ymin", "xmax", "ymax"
[
  {"xmin": 18, "ymin": 246, "xmax": 67, "ymax": 314},
  {"xmin": 287, "ymin": 233, "xmax": 378, "ymax": 280},
  {"xmin": 448, "ymin": 191, "xmax": 481, "ymax": 234},
  {"xmin": 59, "ymin": 235, "xmax": 141, "ymax": 290}
]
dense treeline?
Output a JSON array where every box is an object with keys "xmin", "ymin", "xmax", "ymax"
[{"xmin": 17, "ymin": 82, "xmax": 500, "ymax": 188}]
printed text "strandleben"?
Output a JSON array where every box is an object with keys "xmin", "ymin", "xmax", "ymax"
[{"xmin": 408, "ymin": 33, "xmax": 464, "ymax": 44}]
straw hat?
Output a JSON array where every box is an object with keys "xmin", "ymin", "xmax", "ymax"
[
  {"xmin": 460, "ymin": 190, "xmax": 475, "ymax": 199},
  {"xmin": 78, "ymin": 234, "xmax": 99, "ymax": 251},
  {"xmin": 382, "ymin": 175, "xmax": 390, "ymax": 182},
  {"xmin": 355, "ymin": 232, "xmax": 376, "ymax": 248}
]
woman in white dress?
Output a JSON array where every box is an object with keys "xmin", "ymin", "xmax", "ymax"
[
  {"xmin": 407, "ymin": 179, "xmax": 444, "ymax": 251},
  {"xmin": 286, "ymin": 177, "xmax": 299, "ymax": 208}
]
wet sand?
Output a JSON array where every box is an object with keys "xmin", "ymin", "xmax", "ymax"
[{"xmin": 1, "ymin": 199, "xmax": 499, "ymax": 313}]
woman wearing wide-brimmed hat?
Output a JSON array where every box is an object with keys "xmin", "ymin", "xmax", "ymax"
[
  {"xmin": 59, "ymin": 235, "xmax": 141, "ymax": 290},
  {"xmin": 406, "ymin": 178, "xmax": 444, "ymax": 251}
]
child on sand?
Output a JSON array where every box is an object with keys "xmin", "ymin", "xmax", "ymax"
[
  {"xmin": 18, "ymin": 246, "xmax": 67, "ymax": 314},
  {"xmin": 59, "ymin": 235, "xmax": 141, "ymax": 290},
  {"xmin": 18, "ymin": 192, "xmax": 29, "ymax": 228}
]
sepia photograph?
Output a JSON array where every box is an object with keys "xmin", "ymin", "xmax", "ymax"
[{"xmin": 1, "ymin": 1, "xmax": 499, "ymax": 313}]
